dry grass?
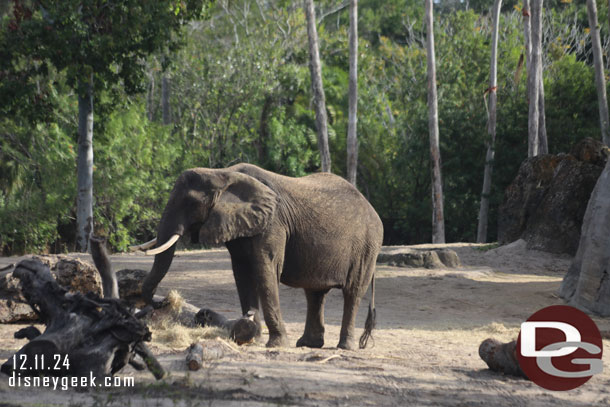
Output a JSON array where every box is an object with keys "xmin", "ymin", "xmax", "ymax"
[
  {"xmin": 149, "ymin": 317, "xmax": 229, "ymax": 350},
  {"xmin": 165, "ymin": 289, "xmax": 185, "ymax": 313},
  {"xmin": 147, "ymin": 290, "xmax": 231, "ymax": 350}
]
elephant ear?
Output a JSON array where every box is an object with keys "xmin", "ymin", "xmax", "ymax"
[{"xmin": 199, "ymin": 172, "xmax": 277, "ymax": 245}]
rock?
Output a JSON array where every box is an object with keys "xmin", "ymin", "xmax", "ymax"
[
  {"xmin": 523, "ymin": 157, "xmax": 602, "ymax": 254},
  {"xmin": 377, "ymin": 248, "xmax": 460, "ymax": 268},
  {"xmin": 435, "ymin": 249, "xmax": 461, "ymax": 268},
  {"xmin": 0, "ymin": 299, "xmax": 37, "ymax": 323},
  {"xmin": 0, "ymin": 267, "xmax": 37, "ymax": 323},
  {"xmin": 484, "ymin": 239, "xmax": 527, "ymax": 257},
  {"xmin": 1, "ymin": 256, "xmax": 103, "ymax": 324},
  {"xmin": 0, "ymin": 269, "xmax": 23, "ymax": 301},
  {"xmin": 497, "ymin": 154, "xmax": 570, "ymax": 245},
  {"xmin": 498, "ymin": 138, "xmax": 608, "ymax": 255},
  {"xmin": 570, "ymin": 137, "xmax": 610, "ymax": 167},
  {"xmin": 51, "ymin": 257, "xmax": 103, "ymax": 296},
  {"xmin": 116, "ymin": 269, "xmax": 148, "ymax": 300}
]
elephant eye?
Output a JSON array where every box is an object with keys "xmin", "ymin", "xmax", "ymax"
[{"xmin": 185, "ymin": 192, "xmax": 210, "ymax": 220}]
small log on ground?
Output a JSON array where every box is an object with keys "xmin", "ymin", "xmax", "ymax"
[
  {"xmin": 478, "ymin": 338, "xmax": 527, "ymax": 379},
  {"xmin": 186, "ymin": 343, "xmax": 204, "ymax": 371},
  {"xmin": 184, "ymin": 338, "xmax": 239, "ymax": 369},
  {"xmin": 0, "ymin": 258, "xmax": 165, "ymax": 380},
  {"xmin": 195, "ymin": 308, "xmax": 259, "ymax": 345}
]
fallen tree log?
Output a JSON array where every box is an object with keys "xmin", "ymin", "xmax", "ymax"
[
  {"xmin": 91, "ymin": 238, "xmax": 258, "ymax": 347},
  {"xmin": 195, "ymin": 308, "xmax": 259, "ymax": 345},
  {"xmin": 1, "ymin": 256, "xmax": 165, "ymax": 380},
  {"xmin": 186, "ymin": 343, "xmax": 204, "ymax": 371},
  {"xmin": 478, "ymin": 338, "xmax": 527, "ymax": 379}
]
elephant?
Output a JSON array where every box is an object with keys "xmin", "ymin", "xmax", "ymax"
[{"xmin": 134, "ymin": 163, "xmax": 383, "ymax": 350}]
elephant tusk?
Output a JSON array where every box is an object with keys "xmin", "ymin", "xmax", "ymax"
[
  {"xmin": 146, "ymin": 234, "xmax": 180, "ymax": 255},
  {"xmin": 129, "ymin": 237, "xmax": 158, "ymax": 252}
]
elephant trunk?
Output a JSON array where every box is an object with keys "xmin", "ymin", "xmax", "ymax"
[{"xmin": 141, "ymin": 216, "xmax": 185, "ymax": 304}]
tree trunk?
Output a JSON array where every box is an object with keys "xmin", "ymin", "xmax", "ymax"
[
  {"xmin": 425, "ymin": 0, "xmax": 445, "ymax": 244},
  {"xmin": 587, "ymin": 0, "xmax": 610, "ymax": 146},
  {"xmin": 304, "ymin": 0, "xmax": 332, "ymax": 173},
  {"xmin": 477, "ymin": 0, "xmax": 502, "ymax": 244},
  {"xmin": 522, "ymin": 0, "xmax": 531, "ymax": 77},
  {"xmin": 76, "ymin": 79, "xmax": 94, "ymax": 252},
  {"xmin": 523, "ymin": 0, "xmax": 548, "ymax": 154},
  {"xmin": 89, "ymin": 237, "xmax": 119, "ymax": 299},
  {"xmin": 162, "ymin": 74, "xmax": 171, "ymax": 125},
  {"xmin": 346, "ymin": 0, "xmax": 358, "ymax": 185},
  {"xmin": 186, "ymin": 343, "xmax": 204, "ymax": 371},
  {"xmin": 538, "ymin": 76, "xmax": 548, "ymax": 154},
  {"xmin": 527, "ymin": 0, "xmax": 543, "ymax": 158},
  {"xmin": 559, "ymin": 160, "xmax": 610, "ymax": 315},
  {"xmin": 147, "ymin": 74, "xmax": 155, "ymax": 122},
  {"xmin": 256, "ymin": 95, "xmax": 273, "ymax": 164},
  {"xmin": 195, "ymin": 308, "xmax": 259, "ymax": 345}
]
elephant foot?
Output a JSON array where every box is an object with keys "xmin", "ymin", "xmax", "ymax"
[
  {"xmin": 296, "ymin": 334, "xmax": 324, "ymax": 349},
  {"xmin": 337, "ymin": 337, "xmax": 356, "ymax": 350},
  {"xmin": 266, "ymin": 333, "xmax": 287, "ymax": 348}
]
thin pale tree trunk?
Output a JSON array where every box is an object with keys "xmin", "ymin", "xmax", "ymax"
[
  {"xmin": 587, "ymin": 0, "xmax": 610, "ymax": 146},
  {"xmin": 346, "ymin": 0, "xmax": 358, "ymax": 185},
  {"xmin": 527, "ymin": 0, "xmax": 543, "ymax": 157},
  {"xmin": 522, "ymin": 0, "xmax": 531, "ymax": 74},
  {"xmin": 304, "ymin": 0, "xmax": 332, "ymax": 172},
  {"xmin": 523, "ymin": 0, "xmax": 548, "ymax": 154},
  {"xmin": 76, "ymin": 79, "xmax": 94, "ymax": 252},
  {"xmin": 147, "ymin": 74, "xmax": 155, "ymax": 122},
  {"xmin": 477, "ymin": 0, "xmax": 502, "ymax": 244},
  {"xmin": 162, "ymin": 74, "xmax": 171, "ymax": 125},
  {"xmin": 425, "ymin": 0, "xmax": 445, "ymax": 244},
  {"xmin": 538, "ymin": 77, "xmax": 548, "ymax": 153}
]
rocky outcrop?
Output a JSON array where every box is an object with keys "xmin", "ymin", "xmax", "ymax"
[
  {"xmin": 498, "ymin": 138, "xmax": 609, "ymax": 255},
  {"xmin": 1, "ymin": 256, "xmax": 104, "ymax": 323},
  {"xmin": 377, "ymin": 247, "xmax": 460, "ymax": 268}
]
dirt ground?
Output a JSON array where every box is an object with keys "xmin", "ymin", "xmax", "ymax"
[{"xmin": 0, "ymin": 243, "xmax": 609, "ymax": 406}]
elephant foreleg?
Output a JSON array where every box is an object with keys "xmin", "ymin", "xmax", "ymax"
[
  {"xmin": 297, "ymin": 289, "xmax": 329, "ymax": 348},
  {"xmin": 229, "ymin": 254, "xmax": 262, "ymax": 338}
]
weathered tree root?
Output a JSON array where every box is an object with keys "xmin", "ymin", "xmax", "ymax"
[
  {"xmin": 478, "ymin": 338, "xmax": 528, "ymax": 379},
  {"xmin": 0, "ymin": 256, "xmax": 165, "ymax": 381}
]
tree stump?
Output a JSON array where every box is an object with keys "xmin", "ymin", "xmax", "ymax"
[{"xmin": 186, "ymin": 343, "xmax": 204, "ymax": 371}]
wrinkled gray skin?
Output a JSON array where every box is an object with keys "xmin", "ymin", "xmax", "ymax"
[{"xmin": 141, "ymin": 163, "xmax": 383, "ymax": 350}]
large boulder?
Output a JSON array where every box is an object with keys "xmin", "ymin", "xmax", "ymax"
[
  {"xmin": 498, "ymin": 138, "xmax": 609, "ymax": 255},
  {"xmin": 0, "ymin": 256, "xmax": 103, "ymax": 323}
]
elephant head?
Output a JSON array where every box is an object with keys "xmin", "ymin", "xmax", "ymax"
[{"xmin": 138, "ymin": 168, "xmax": 278, "ymax": 303}]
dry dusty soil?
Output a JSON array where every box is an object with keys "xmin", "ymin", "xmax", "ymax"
[{"xmin": 0, "ymin": 243, "xmax": 609, "ymax": 406}]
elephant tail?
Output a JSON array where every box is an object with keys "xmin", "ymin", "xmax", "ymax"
[{"xmin": 359, "ymin": 274, "xmax": 376, "ymax": 349}]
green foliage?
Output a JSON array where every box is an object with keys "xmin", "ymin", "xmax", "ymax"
[
  {"xmin": 0, "ymin": 110, "xmax": 76, "ymax": 254},
  {"xmin": 0, "ymin": 0, "xmax": 608, "ymax": 254},
  {"xmin": 93, "ymin": 103, "xmax": 179, "ymax": 251},
  {"xmin": 0, "ymin": 0, "xmax": 212, "ymax": 102}
]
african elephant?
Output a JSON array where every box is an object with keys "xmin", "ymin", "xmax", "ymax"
[{"xmin": 134, "ymin": 163, "xmax": 383, "ymax": 350}]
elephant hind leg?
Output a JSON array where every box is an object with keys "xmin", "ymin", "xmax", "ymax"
[
  {"xmin": 337, "ymin": 290, "xmax": 363, "ymax": 350},
  {"xmin": 297, "ymin": 289, "xmax": 329, "ymax": 348}
]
